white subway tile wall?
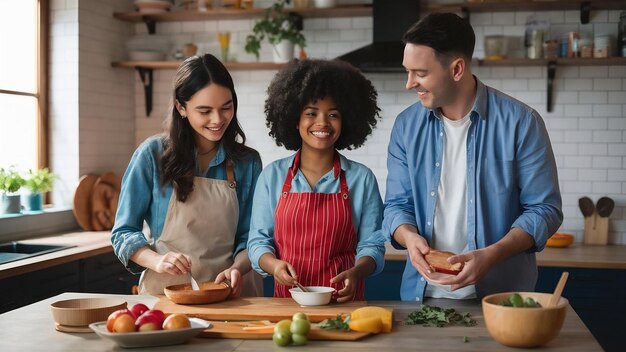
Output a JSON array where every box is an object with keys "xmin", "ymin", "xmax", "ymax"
[{"xmin": 56, "ymin": 1, "xmax": 626, "ymax": 244}]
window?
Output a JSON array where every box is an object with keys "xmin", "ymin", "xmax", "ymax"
[{"xmin": 0, "ymin": 0, "xmax": 48, "ymax": 172}]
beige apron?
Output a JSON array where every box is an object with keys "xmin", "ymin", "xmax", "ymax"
[{"xmin": 139, "ymin": 162, "xmax": 263, "ymax": 296}]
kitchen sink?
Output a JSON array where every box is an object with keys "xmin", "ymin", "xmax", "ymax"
[{"xmin": 0, "ymin": 242, "xmax": 75, "ymax": 265}]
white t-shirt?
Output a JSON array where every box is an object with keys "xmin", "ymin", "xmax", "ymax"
[{"xmin": 425, "ymin": 112, "xmax": 476, "ymax": 299}]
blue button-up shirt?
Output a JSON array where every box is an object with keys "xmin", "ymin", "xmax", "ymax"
[
  {"xmin": 111, "ymin": 135, "xmax": 262, "ymax": 274},
  {"xmin": 383, "ymin": 77, "xmax": 562, "ymax": 301},
  {"xmin": 248, "ymin": 152, "xmax": 385, "ymax": 277}
]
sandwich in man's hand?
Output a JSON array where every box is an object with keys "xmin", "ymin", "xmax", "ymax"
[{"xmin": 424, "ymin": 250, "xmax": 463, "ymax": 275}]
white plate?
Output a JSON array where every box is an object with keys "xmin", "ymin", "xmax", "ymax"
[
  {"xmin": 89, "ymin": 318, "xmax": 210, "ymax": 348},
  {"xmin": 423, "ymin": 271, "xmax": 457, "ymax": 291}
]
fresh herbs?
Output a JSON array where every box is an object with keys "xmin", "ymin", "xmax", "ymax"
[
  {"xmin": 405, "ymin": 305, "xmax": 476, "ymax": 327},
  {"xmin": 317, "ymin": 314, "xmax": 350, "ymax": 331}
]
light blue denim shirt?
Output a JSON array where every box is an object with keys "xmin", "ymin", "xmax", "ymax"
[
  {"xmin": 111, "ymin": 135, "xmax": 262, "ymax": 274},
  {"xmin": 383, "ymin": 77, "xmax": 562, "ymax": 302},
  {"xmin": 248, "ymin": 152, "xmax": 385, "ymax": 277}
]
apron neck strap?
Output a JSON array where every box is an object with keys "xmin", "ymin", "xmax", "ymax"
[
  {"xmin": 282, "ymin": 151, "xmax": 344, "ymax": 195},
  {"xmin": 226, "ymin": 160, "xmax": 236, "ymax": 188}
]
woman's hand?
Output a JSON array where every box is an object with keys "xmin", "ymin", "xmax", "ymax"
[
  {"xmin": 215, "ymin": 267, "xmax": 242, "ymax": 297},
  {"xmin": 272, "ymin": 260, "xmax": 298, "ymax": 286},
  {"xmin": 331, "ymin": 268, "xmax": 360, "ymax": 302},
  {"xmin": 154, "ymin": 251, "xmax": 191, "ymax": 275}
]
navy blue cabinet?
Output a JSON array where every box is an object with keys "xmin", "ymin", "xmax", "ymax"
[
  {"xmin": 536, "ymin": 267, "xmax": 626, "ymax": 352},
  {"xmin": 0, "ymin": 252, "xmax": 137, "ymax": 314}
]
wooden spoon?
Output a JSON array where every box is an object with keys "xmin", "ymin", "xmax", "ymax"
[
  {"xmin": 294, "ymin": 281, "xmax": 309, "ymax": 292},
  {"xmin": 548, "ymin": 272, "xmax": 569, "ymax": 307}
]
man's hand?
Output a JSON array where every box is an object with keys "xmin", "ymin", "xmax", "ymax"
[
  {"xmin": 394, "ymin": 225, "xmax": 432, "ymax": 277},
  {"xmin": 433, "ymin": 248, "xmax": 494, "ymax": 290}
]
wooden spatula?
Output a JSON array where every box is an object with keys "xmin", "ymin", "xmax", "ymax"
[{"xmin": 548, "ymin": 272, "xmax": 569, "ymax": 307}]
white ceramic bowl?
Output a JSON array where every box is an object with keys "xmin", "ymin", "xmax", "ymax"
[
  {"xmin": 289, "ymin": 286, "xmax": 335, "ymax": 306},
  {"xmin": 313, "ymin": 0, "xmax": 336, "ymax": 8}
]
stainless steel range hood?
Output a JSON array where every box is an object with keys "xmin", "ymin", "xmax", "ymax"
[{"xmin": 336, "ymin": 0, "xmax": 421, "ymax": 73}]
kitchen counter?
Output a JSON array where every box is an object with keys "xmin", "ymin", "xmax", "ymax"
[
  {"xmin": 385, "ymin": 242, "xmax": 626, "ymax": 269},
  {"xmin": 2, "ymin": 231, "xmax": 626, "ymax": 281},
  {"xmin": 0, "ymin": 231, "xmax": 113, "ymax": 280},
  {"xmin": 0, "ymin": 292, "xmax": 602, "ymax": 351}
]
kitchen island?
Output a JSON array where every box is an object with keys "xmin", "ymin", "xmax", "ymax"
[{"xmin": 0, "ymin": 292, "xmax": 602, "ymax": 351}]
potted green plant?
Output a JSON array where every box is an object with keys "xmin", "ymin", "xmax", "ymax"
[
  {"xmin": 0, "ymin": 167, "xmax": 25, "ymax": 214},
  {"xmin": 245, "ymin": 0, "xmax": 306, "ymax": 63},
  {"xmin": 23, "ymin": 167, "xmax": 56, "ymax": 212}
]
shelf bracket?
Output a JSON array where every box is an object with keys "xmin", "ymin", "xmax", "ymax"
[
  {"xmin": 547, "ymin": 60, "xmax": 556, "ymax": 113},
  {"xmin": 142, "ymin": 16, "xmax": 156, "ymax": 34},
  {"xmin": 136, "ymin": 68, "xmax": 153, "ymax": 117},
  {"xmin": 580, "ymin": 2, "xmax": 590, "ymax": 24},
  {"xmin": 461, "ymin": 7, "xmax": 470, "ymax": 22}
]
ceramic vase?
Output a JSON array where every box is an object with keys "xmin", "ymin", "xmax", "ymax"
[
  {"xmin": 0, "ymin": 194, "xmax": 22, "ymax": 214},
  {"xmin": 22, "ymin": 192, "xmax": 43, "ymax": 212},
  {"xmin": 272, "ymin": 40, "xmax": 294, "ymax": 63}
]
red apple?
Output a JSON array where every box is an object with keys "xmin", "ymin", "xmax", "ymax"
[
  {"xmin": 162, "ymin": 313, "xmax": 191, "ymax": 330},
  {"xmin": 106, "ymin": 309, "xmax": 135, "ymax": 332},
  {"xmin": 135, "ymin": 312, "xmax": 163, "ymax": 331},
  {"xmin": 136, "ymin": 310, "xmax": 165, "ymax": 330},
  {"xmin": 141, "ymin": 309, "xmax": 165, "ymax": 322},
  {"xmin": 129, "ymin": 303, "xmax": 149, "ymax": 319},
  {"xmin": 112, "ymin": 312, "xmax": 136, "ymax": 333}
]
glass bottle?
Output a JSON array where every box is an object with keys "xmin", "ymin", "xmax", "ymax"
[{"xmin": 619, "ymin": 11, "xmax": 626, "ymax": 57}]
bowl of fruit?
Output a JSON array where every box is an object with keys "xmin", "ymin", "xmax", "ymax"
[
  {"xmin": 89, "ymin": 303, "xmax": 210, "ymax": 348},
  {"xmin": 482, "ymin": 292, "xmax": 568, "ymax": 348}
]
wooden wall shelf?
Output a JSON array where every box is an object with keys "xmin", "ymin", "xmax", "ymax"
[
  {"xmin": 112, "ymin": 61, "xmax": 285, "ymax": 70},
  {"xmin": 477, "ymin": 57, "xmax": 626, "ymax": 66},
  {"xmin": 113, "ymin": 4, "xmax": 371, "ymax": 23},
  {"xmin": 426, "ymin": 0, "xmax": 626, "ymax": 14}
]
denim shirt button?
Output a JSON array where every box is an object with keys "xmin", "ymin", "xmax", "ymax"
[
  {"xmin": 420, "ymin": 277, "xmax": 424, "ymax": 282},
  {"xmin": 427, "ymin": 222, "xmax": 431, "ymax": 226},
  {"xmin": 435, "ymin": 162, "xmax": 440, "ymax": 167},
  {"xmin": 430, "ymin": 191, "xmax": 435, "ymax": 196}
]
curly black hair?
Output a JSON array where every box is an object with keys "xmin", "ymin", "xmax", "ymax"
[{"xmin": 264, "ymin": 59, "xmax": 381, "ymax": 151}]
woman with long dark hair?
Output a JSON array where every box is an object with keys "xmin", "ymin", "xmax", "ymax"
[{"xmin": 112, "ymin": 54, "xmax": 263, "ymax": 296}]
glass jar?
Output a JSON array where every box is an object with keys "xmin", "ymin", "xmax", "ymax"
[{"xmin": 579, "ymin": 38, "xmax": 593, "ymax": 58}]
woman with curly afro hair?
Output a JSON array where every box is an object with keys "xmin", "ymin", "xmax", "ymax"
[{"xmin": 247, "ymin": 59, "xmax": 385, "ymax": 301}]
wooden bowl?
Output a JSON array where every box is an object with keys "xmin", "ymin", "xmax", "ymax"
[
  {"xmin": 482, "ymin": 292, "xmax": 568, "ymax": 348},
  {"xmin": 50, "ymin": 298, "xmax": 127, "ymax": 327},
  {"xmin": 164, "ymin": 281, "xmax": 231, "ymax": 305},
  {"xmin": 546, "ymin": 233, "xmax": 574, "ymax": 248}
]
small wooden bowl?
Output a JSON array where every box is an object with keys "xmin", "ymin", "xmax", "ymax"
[
  {"xmin": 164, "ymin": 281, "xmax": 231, "ymax": 305},
  {"xmin": 50, "ymin": 298, "xmax": 127, "ymax": 327},
  {"xmin": 482, "ymin": 292, "xmax": 568, "ymax": 348}
]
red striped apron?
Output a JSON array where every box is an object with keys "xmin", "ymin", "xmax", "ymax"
[{"xmin": 273, "ymin": 151, "xmax": 364, "ymax": 300}]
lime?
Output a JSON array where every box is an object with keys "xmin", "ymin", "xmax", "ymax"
[
  {"xmin": 292, "ymin": 312, "xmax": 309, "ymax": 321},
  {"xmin": 274, "ymin": 319, "xmax": 292, "ymax": 334},
  {"xmin": 290, "ymin": 318, "xmax": 311, "ymax": 335},
  {"xmin": 273, "ymin": 331, "xmax": 291, "ymax": 347},
  {"xmin": 291, "ymin": 333, "xmax": 308, "ymax": 346}
]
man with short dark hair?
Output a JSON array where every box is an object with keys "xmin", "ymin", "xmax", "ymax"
[{"xmin": 383, "ymin": 13, "xmax": 562, "ymax": 302}]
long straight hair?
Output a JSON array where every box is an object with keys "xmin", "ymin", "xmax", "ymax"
[{"xmin": 160, "ymin": 54, "xmax": 250, "ymax": 202}]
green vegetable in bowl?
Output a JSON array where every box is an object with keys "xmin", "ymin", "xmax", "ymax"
[{"xmin": 498, "ymin": 293, "xmax": 542, "ymax": 308}]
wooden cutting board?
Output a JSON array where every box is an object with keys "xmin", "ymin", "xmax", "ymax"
[
  {"xmin": 154, "ymin": 296, "xmax": 365, "ymax": 323},
  {"xmin": 201, "ymin": 321, "xmax": 370, "ymax": 341}
]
